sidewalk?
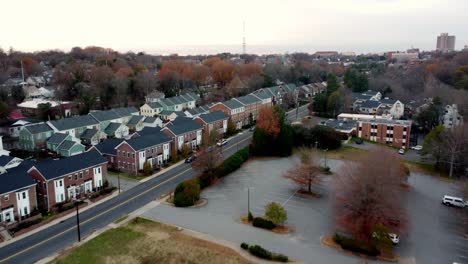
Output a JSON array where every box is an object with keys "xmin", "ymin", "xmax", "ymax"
[{"xmin": 0, "ymin": 190, "xmax": 119, "ymax": 248}]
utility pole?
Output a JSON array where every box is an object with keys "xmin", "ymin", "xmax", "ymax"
[
  {"xmin": 248, "ymin": 187, "xmax": 250, "ymax": 213},
  {"xmin": 75, "ymin": 201, "xmax": 81, "ymax": 242},
  {"xmin": 20, "ymin": 60, "xmax": 25, "ymax": 82},
  {"xmin": 117, "ymin": 170, "xmax": 121, "ymax": 194}
]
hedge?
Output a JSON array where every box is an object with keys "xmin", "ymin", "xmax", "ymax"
[
  {"xmin": 241, "ymin": 243, "xmax": 289, "ymax": 262},
  {"xmin": 252, "ymin": 217, "xmax": 276, "ymax": 230},
  {"xmin": 333, "ymin": 233, "xmax": 380, "ymax": 256},
  {"xmin": 218, "ymin": 147, "xmax": 249, "ymax": 177}
]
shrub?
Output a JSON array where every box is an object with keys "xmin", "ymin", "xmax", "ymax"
[
  {"xmin": 333, "ymin": 233, "xmax": 380, "ymax": 256},
  {"xmin": 218, "ymin": 147, "xmax": 249, "ymax": 177},
  {"xmin": 265, "ymin": 202, "xmax": 288, "ymax": 225},
  {"xmin": 273, "ymin": 254, "xmax": 289, "ymax": 262},
  {"xmin": 248, "ymin": 245, "xmax": 272, "ymax": 260},
  {"xmin": 252, "ymin": 217, "xmax": 276, "ymax": 230},
  {"xmin": 248, "ymin": 211, "xmax": 254, "ymax": 222},
  {"xmin": 143, "ymin": 161, "xmax": 153, "ymax": 176},
  {"xmin": 240, "ymin": 242, "xmax": 249, "ymax": 250},
  {"xmin": 174, "ymin": 178, "xmax": 200, "ymax": 207}
]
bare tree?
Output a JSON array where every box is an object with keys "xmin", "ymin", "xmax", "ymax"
[
  {"xmin": 284, "ymin": 148, "xmax": 322, "ymax": 193},
  {"xmin": 442, "ymin": 124, "xmax": 468, "ymax": 178},
  {"xmin": 334, "ymin": 149, "xmax": 407, "ymax": 243},
  {"xmin": 192, "ymin": 130, "xmax": 223, "ymax": 183}
]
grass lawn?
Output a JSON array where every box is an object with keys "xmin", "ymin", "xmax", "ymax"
[
  {"xmin": 52, "ymin": 218, "xmax": 251, "ymax": 264},
  {"xmin": 326, "ymin": 145, "xmax": 368, "ymax": 160},
  {"xmin": 107, "ymin": 171, "xmax": 146, "ymax": 181}
]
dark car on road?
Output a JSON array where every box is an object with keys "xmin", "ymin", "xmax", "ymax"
[
  {"xmin": 185, "ymin": 156, "xmax": 194, "ymax": 163},
  {"xmin": 355, "ymin": 138, "xmax": 364, "ymax": 144}
]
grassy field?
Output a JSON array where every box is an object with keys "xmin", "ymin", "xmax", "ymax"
[
  {"xmin": 52, "ymin": 218, "xmax": 251, "ymax": 264},
  {"xmin": 326, "ymin": 145, "xmax": 368, "ymax": 160}
]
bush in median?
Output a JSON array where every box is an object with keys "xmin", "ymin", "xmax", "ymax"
[
  {"xmin": 174, "ymin": 178, "xmax": 200, "ymax": 207},
  {"xmin": 242, "ymin": 243, "xmax": 289, "ymax": 262},
  {"xmin": 333, "ymin": 233, "xmax": 380, "ymax": 256},
  {"xmin": 252, "ymin": 217, "xmax": 276, "ymax": 230},
  {"xmin": 240, "ymin": 242, "xmax": 249, "ymax": 250}
]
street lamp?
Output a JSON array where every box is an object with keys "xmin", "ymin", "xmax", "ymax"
[
  {"xmin": 117, "ymin": 169, "xmax": 121, "ymax": 194},
  {"xmin": 245, "ymin": 187, "xmax": 254, "ymax": 215},
  {"xmin": 73, "ymin": 198, "xmax": 82, "ymax": 242},
  {"xmin": 323, "ymin": 148, "xmax": 328, "ymax": 168}
]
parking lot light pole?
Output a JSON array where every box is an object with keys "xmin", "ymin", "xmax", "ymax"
[
  {"xmin": 117, "ymin": 170, "xmax": 121, "ymax": 194},
  {"xmin": 324, "ymin": 149, "xmax": 328, "ymax": 168},
  {"xmin": 246, "ymin": 187, "xmax": 253, "ymax": 215}
]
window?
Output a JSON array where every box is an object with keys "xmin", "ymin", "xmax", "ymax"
[
  {"xmin": 403, "ymin": 135, "xmax": 406, "ymax": 139},
  {"xmin": 132, "ymin": 153, "xmax": 135, "ymax": 158},
  {"xmin": 371, "ymin": 132, "xmax": 377, "ymax": 137},
  {"xmin": 358, "ymin": 127, "xmax": 362, "ymax": 131},
  {"xmin": 388, "ymin": 126, "xmax": 393, "ymax": 131},
  {"xmin": 24, "ymin": 207, "xmax": 28, "ymax": 215},
  {"xmin": 22, "ymin": 192, "xmax": 26, "ymax": 199},
  {"xmin": 79, "ymin": 172, "xmax": 83, "ymax": 179},
  {"xmin": 68, "ymin": 175, "xmax": 72, "ymax": 180},
  {"xmin": 74, "ymin": 174, "xmax": 78, "ymax": 180},
  {"xmin": 403, "ymin": 127, "xmax": 407, "ymax": 131},
  {"xmin": 4, "ymin": 195, "xmax": 8, "ymax": 201},
  {"xmin": 60, "ymin": 180, "xmax": 63, "ymax": 187},
  {"xmin": 86, "ymin": 169, "xmax": 89, "ymax": 175},
  {"xmin": 386, "ymin": 134, "xmax": 392, "ymax": 138},
  {"xmin": 127, "ymin": 153, "xmax": 130, "ymax": 158}
]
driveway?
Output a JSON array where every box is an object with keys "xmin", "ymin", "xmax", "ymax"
[{"xmin": 144, "ymin": 156, "xmax": 466, "ymax": 264}]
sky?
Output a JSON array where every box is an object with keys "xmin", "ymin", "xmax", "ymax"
[{"xmin": 1, "ymin": 0, "xmax": 467, "ymax": 55}]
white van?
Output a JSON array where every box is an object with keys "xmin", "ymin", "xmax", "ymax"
[{"xmin": 442, "ymin": 195, "xmax": 466, "ymax": 208}]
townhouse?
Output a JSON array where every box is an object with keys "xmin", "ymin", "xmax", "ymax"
[
  {"xmin": 234, "ymin": 94, "xmax": 262, "ymax": 125},
  {"xmin": 27, "ymin": 150, "xmax": 107, "ymax": 211},
  {"xmin": 90, "ymin": 138, "xmax": 124, "ymax": 171},
  {"xmin": 184, "ymin": 105, "xmax": 211, "ymax": 118},
  {"xmin": 115, "ymin": 131, "xmax": 172, "ymax": 175},
  {"xmin": 158, "ymin": 93, "xmax": 199, "ymax": 112},
  {"xmin": 0, "ymin": 161, "xmax": 38, "ymax": 224},
  {"xmin": 356, "ymin": 119, "xmax": 412, "ymax": 149},
  {"xmin": 19, "ymin": 123, "xmax": 54, "ymax": 151},
  {"xmin": 140, "ymin": 102, "xmax": 163, "ymax": 117},
  {"xmin": 111, "ymin": 107, "xmax": 139, "ymax": 124},
  {"xmin": 145, "ymin": 90, "xmax": 165, "ymax": 103},
  {"xmin": 126, "ymin": 115, "xmax": 145, "ymax": 132},
  {"xmin": 80, "ymin": 128, "xmax": 100, "ymax": 146},
  {"xmin": 104, "ymin": 122, "xmax": 129, "ymax": 138},
  {"xmin": 161, "ymin": 118, "xmax": 203, "ymax": 152},
  {"xmin": 209, "ymin": 99, "xmax": 245, "ymax": 129},
  {"xmin": 193, "ymin": 111, "xmax": 229, "ymax": 138},
  {"xmin": 142, "ymin": 116, "xmax": 163, "ymax": 128},
  {"xmin": 251, "ymin": 90, "xmax": 274, "ymax": 108},
  {"xmin": 0, "ymin": 155, "xmax": 23, "ymax": 174},
  {"xmin": 377, "ymin": 99, "xmax": 405, "ymax": 119},
  {"xmin": 47, "ymin": 115, "xmax": 100, "ymax": 140}
]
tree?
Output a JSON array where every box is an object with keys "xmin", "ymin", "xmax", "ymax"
[
  {"xmin": 143, "ymin": 161, "xmax": 153, "ymax": 176},
  {"xmin": 441, "ymin": 125, "xmax": 468, "ymax": 178},
  {"xmin": 256, "ymin": 107, "xmax": 280, "ymax": 138},
  {"xmin": 181, "ymin": 144, "xmax": 190, "ymax": 158},
  {"xmin": 326, "ymin": 73, "xmax": 339, "ymax": 94},
  {"xmin": 327, "ymin": 91, "xmax": 343, "ymax": 117},
  {"xmin": 335, "ymin": 149, "xmax": 407, "ymax": 244},
  {"xmin": 226, "ymin": 120, "xmax": 237, "ymax": 136},
  {"xmin": 422, "ymin": 125, "xmax": 445, "ymax": 168},
  {"xmin": 284, "ymin": 149, "xmax": 322, "ymax": 193},
  {"xmin": 173, "ymin": 178, "xmax": 200, "ymax": 207},
  {"xmin": 265, "ymin": 202, "xmax": 288, "ymax": 225},
  {"xmin": 192, "ymin": 130, "xmax": 223, "ymax": 185},
  {"xmin": 171, "ymin": 148, "xmax": 179, "ymax": 163},
  {"xmin": 37, "ymin": 103, "xmax": 51, "ymax": 121},
  {"xmin": 344, "ymin": 68, "xmax": 368, "ymax": 92},
  {"xmin": 311, "ymin": 93, "xmax": 327, "ymax": 114},
  {"xmin": 11, "ymin": 86, "xmax": 25, "ymax": 103},
  {"xmin": 226, "ymin": 76, "xmax": 245, "ymax": 98},
  {"xmin": 0, "ymin": 101, "xmax": 10, "ymax": 119},
  {"xmin": 212, "ymin": 60, "xmax": 235, "ymax": 87}
]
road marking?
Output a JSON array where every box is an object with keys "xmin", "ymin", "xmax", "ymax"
[{"xmin": 0, "ymin": 136, "xmax": 252, "ymax": 263}]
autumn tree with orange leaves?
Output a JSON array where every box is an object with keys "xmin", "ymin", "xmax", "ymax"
[
  {"xmin": 255, "ymin": 107, "xmax": 281, "ymax": 137},
  {"xmin": 334, "ymin": 149, "xmax": 407, "ymax": 244}
]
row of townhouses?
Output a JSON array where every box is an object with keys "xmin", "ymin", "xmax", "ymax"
[{"xmin": 352, "ymin": 90, "xmax": 405, "ymax": 119}]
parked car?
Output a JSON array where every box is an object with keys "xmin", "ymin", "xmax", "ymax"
[
  {"xmin": 355, "ymin": 138, "xmax": 364, "ymax": 145},
  {"xmin": 185, "ymin": 156, "xmax": 194, "ymax": 163},
  {"xmin": 249, "ymin": 126, "xmax": 255, "ymax": 131},
  {"xmin": 398, "ymin": 149, "xmax": 405, "ymax": 155},
  {"xmin": 217, "ymin": 139, "xmax": 228, "ymax": 147},
  {"xmin": 442, "ymin": 195, "xmax": 466, "ymax": 208},
  {"xmin": 411, "ymin": 145, "xmax": 423, "ymax": 151},
  {"xmin": 389, "ymin": 233, "xmax": 399, "ymax": 244}
]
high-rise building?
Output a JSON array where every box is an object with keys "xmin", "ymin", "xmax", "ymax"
[{"xmin": 436, "ymin": 33, "xmax": 456, "ymax": 52}]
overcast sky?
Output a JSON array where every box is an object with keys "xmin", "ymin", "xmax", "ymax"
[{"xmin": 1, "ymin": 0, "xmax": 467, "ymax": 55}]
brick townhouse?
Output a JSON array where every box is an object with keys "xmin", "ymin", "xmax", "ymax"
[
  {"xmin": 356, "ymin": 119, "xmax": 412, "ymax": 149},
  {"xmin": 161, "ymin": 117, "xmax": 203, "ymax": 152},
  {"xmin": 234, "ymin": 94, "xmax": 262, "ymax": 125},
  {"xmin": 27, "ymin": 150, "xmax": 107, "ymax": 211},
  {"xmin": 209, "ymin": 99, "xmax": 245, "ymax": 129},
  {"xmin": 89, "ymin": 138, "xmax": 125, "ymax": 170},
  {"xmin": 114, "ymin": 131, "xmax": 172, "ymax": 175},
  {"xmin": 193, "ymin": 111, "xmax": 228, "ymax": 139},
  {"xmin": 0, "ymin": 161, "xmax": 37, "ymax": 224}
]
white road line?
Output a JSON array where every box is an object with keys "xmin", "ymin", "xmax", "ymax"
[{"xmin": 456, "ymin": 254, "xmax": 468, "ymax": 260}]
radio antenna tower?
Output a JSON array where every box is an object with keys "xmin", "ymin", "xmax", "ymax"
[{"xmin": 242, "ymin": 21, "xmax": 246, "ymax": 55}]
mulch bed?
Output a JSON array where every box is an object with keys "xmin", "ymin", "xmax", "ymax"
[{"xmin": 239, "ymin": 216, "xmax": 295, "ymax": 235}]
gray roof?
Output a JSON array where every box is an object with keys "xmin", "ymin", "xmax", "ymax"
[
  {"xmin": 323, "ymin": 119, "xmax": 357, "ymax": 132},
  {"xmin": 89, "ymin": 110, "xmax": 121, "ymax": 122},
  {"xmin": 160, "ymin": 93, "xmax": 199, "ymax": 107},
  {"xmin": 112, "ymin": 107, "xmax": 139, "ymax": 117},
  {"xmin": 32, "ymin": 150, "xmax": 107, "ymax": 181},
  {"xmin": 197, "ymin": 111, "xmax": 228, "ymax": 123},
  {"xmin": 0, "ymin": 156, "xmax": 14, "ymax": 167},
  {"xmin": 57, "ymin": 140, "xmax": 80, "ymax": 151},
  {"xmin": 47, "ymin": 133, "xmax": 68, "ymax": 145},
  {"xmin": 127, "ymin": 115, "xmax": 145, "ymax": 126},
  {"xmin": 251, "ymin": 90, "xmax": 272, "ymax": 100},
  {"xmin": 380, "ymin": 99, "xmax": 398, "ymax": 104},
  {"xmin": 123, "ymin": 131, "xmax": 171, "ymax": 151},
  {"xmin": 147, "ymin": 102, "xmax": 163, "ymax": 109},
  {"xmin": 234, "ymin": 94, "xmax": 261, "ymax": 105},
  {"xmin": 357, "ymin": 118, "xmax": 412, "ymax": 126},
  {"xmin": 159, "ymin": 110, "xmax": 183, "ymax": 116},
  {"xmin": 104, "ymin": 122, "xmax": 123, "ymax": 134},
  {"xmin": 94, "ymin": 138, "xmax": 124, "ymax": 155},
  {"xmin": 361, "ymin": 100, "xmax": 382, "ymax": 109},
  {"xmin": 0, "ymin": 160, "xmax": 36, "ymax": 195},
  {"xmin": 353, "ymin": 93, "xmax": 373, "ymax": 100},
  {"xmin": 187, "ymin": 106, "xmax": 209, "ymax": 116},
  {"xmin": 25, "ymin": 123, "xmax": 53, "ymax": 134},
  {"xmin": 80, "ymin": 128, "xmax": 99, "ymax": 139},
  {"xmin": 49, "ymin": 115, "xmax": 99, "ymax": 131},
  {"xmin": 164, "ymin": 117, "xmax": 203, "ymax": 135},
  {"xmin": 143, "ymin": 117, "xmax": 157, "ymax": 123},
  {"xmin": 137, "ymin": 127, "xmax": 161, "ymax": 137},
  {"xmin": 222, "ymin": 99, "xmax": 244, "ymax": 110}
]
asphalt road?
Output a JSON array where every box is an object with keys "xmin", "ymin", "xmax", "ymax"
[{"xmin": 0, "ymin": 104, "xmax": 309, "ymax": 264}]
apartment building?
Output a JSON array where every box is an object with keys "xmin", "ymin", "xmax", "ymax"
[{"xmin": 356, "ymin": 119, "xmax": 412, "ymax": 149}]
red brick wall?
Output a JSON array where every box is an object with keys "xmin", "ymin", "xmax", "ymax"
[
  {"xmin": 357, "ymin": 122, "xmax": 410, "ymax": 149},
  {"xmin": 0, "ymin": 186, "xmax": 37, "ymax": 222},
  {"xmin": 116, "ymin": 143, "xmax": 137, "ymax": 175}
]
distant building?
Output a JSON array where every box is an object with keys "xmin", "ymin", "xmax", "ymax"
[
  {"xmin": 436, "ymin": 33, "xmax": 455, "ymax": 52},
  {"xmin": 17, "ymin": 99, "xmax": 73, "ymax": 119},
  {"xmin": 407, "ymin": 48, "xmax": 420, "ymax": 54},
  {"xmin": 145, "ymin": 91, "xmax": 165, "ymax": 103},
  {"xmin": 463, "ymin": 45, "xmax": 468, "ymax": 51},
  {"xmin": 443, "ymin": 104, "xmax": 463, "ymax": 128},
  {"xmin": 357, "ymin": 119, "xmax": 412, "ymax": 149},
  {"xmin": 313, "ymin": 51, "xmax": 339, "ymax": 58},
  {"xmin": 390, "ymin": 52, "xmax": 419, "ymax": 63}
]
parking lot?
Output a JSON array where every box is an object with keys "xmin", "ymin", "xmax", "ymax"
[{"xmin": 143, "ymin": 156, "xmax": 466, "ymax": 264}]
